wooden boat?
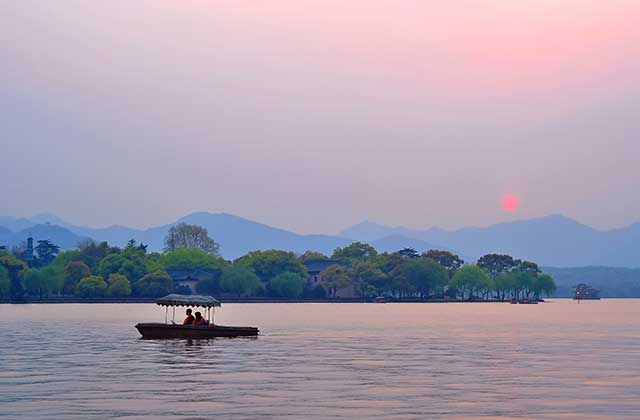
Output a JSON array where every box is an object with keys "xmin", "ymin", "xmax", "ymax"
[
  {"xmin": 135, "ymin": 294, "xmax": 259, "ymax": 339},
  {"xmin": 374, "ymin": 296, "xmax": 386, "ymax": 303}
]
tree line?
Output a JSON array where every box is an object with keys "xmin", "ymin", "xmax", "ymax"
[{"xmin": 0, "ymin": 223, "xmax": 556, "ymax": 301}]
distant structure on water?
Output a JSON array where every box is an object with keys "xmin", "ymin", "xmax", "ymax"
[{"xmin": 573, "ymin": 283, "xmax": 600, "ymax": 300}]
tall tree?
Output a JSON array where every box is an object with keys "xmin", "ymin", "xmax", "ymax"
[
  {"xmin": 219, "ymin": 266, "xmax": 262, "ymax": 297},
  {"xmin": 320, "ymin": 264, "xmax": 351, "ymax": 297},
  {"xmin": 397, "ymin": 248, "xmax": 419, "ymax": 259},
  {"xmin": 477, "ymin": 254, "xmax": 518, "ymax": 277},
  {"xmin": 423, "ymin": 250, "xmax": 464, "ymax": 277},
  {"xmin": 164, "ymin": 223, "xmax": 220, "ymax": 255},
  {"xmin": 235, "ymin": 250, "xmax": 307, "ymax": 281},
  {"xmin": 390, "ymin": 258, "xmax": 448, "ymax": 299},
  {"xmin": 63, "ymin": 261, "xmax": 91, "ymax": 295},
  {"xmin": 332, "ymin": 242, "xmax": 377, "ymax": 261},
  {"xmin": 270, "ymin": 272, "xmax": 305, "ymax": 298},
  {"xmin": 451, "ymin": 265, "xmax": 491, "ymax": 300},
  {"xmin": 35, "ymin": 240, "xmax": 60, "ymax": 266}
]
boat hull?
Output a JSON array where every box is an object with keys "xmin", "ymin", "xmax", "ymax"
[{"xmin": 135, "ymin": 323, "xmax": 259, "ymax": 339}]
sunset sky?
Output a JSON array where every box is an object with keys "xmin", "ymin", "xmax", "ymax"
[{"xmin": 1, "ymin": 1, "xmax": 639, "ymax": 233}]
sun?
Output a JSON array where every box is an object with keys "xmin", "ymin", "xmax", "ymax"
[{"xmin": 502, "ymin": 194, "xmax": 519, "ymax": 212}]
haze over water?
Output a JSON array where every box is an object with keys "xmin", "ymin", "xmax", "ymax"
[{"xmin": 1, "ymin": 301, "xmax": 639, "ymax": 419}]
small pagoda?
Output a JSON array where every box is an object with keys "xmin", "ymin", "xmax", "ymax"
[{"xmin": 573, "ymin": 283, "xmax": 600, "ymax": 300}]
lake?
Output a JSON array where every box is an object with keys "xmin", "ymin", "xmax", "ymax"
[{"xmin": 1, "ymin": 300, "xmax": 639, "ymax": 419}]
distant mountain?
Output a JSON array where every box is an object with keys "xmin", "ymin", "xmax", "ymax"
[
  {"xmin": 0, "ymin": 224, "xmax": 90, "ymax": 251},
  {"xmin": 3, "ymin": 212, "xmax": 639, "ymax": 267},
  {"xmin": 0, "ymin": 212, "xmax": 356, "ymax": 260},
  {"xmin": 341, "ymin": 215, "xmax": 640, "ymax": 267}
]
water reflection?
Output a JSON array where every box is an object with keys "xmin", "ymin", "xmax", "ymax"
[{"xmin": 0, "ymin": 300, "xmax": 639, "ymax": 419}]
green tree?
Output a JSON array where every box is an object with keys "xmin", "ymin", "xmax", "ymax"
[
  {"xmin": 134, "ymin": 271, "xmax": 173, "ymax": 297},
  {"xmin": 451, "ymin": 265, "xmax": 490, "ymax": 300},
  {"xmin": 63, "ymin": 261, "xmax": 91, "ymax": 295},
  {"xmin": 320, "ymin": 264, "xmax": 351, "ymax": 297},
  {"xmin": 423, "ymin": 250, "xmax": 464, "ymax": 277},
  {"xmin": 348, "ymin": 261, "xmax": 386, "ymax": 297},
  {"xmin": 75, "ymin": 275, "xmax": 108, "ymax": 298},
  {"xmin": 390, "ymin": 258, "xmax": 447, "ymax": 299},
  {"xmin": 219, "ymin": 266, "xmax": 262, "ymax": 297},
  {"xmin": 24, "ymin": 265, "xmax": 64, "ymax": 298},
  {"xmin": 0, "ymin": 252, "xmax": 28, "ymax": 298},
  {"xmin": 34, "ymin": 240, "xmax": 60, "ymax": 266},
  {"xmin": 97, "ymin": 254, "xmax": 126, "ymax": 279},
  {"xmin": 332, "ymin": 242, "xmax": 377, "ymax": 261},
  {"xmin": 0, "ymin": 265, "xmax": 10, "ymax": 297},
  {"xmin": 164, "ymin": 223, "xmax": 220, "ymax": 255},
  {"xmin": 52, "ymin": 250, "xmax": 82, "ymax": 269},
  {"xmin": 107, "ymin": 275, "xmax": 132, "ymax": 297},
  {"xmin": 532, "ymin": 274, "xmax": 556, "ymax": 299},
  {"xmin": 161, "ymin": 247, "xmax": 227, "ymax": 271},
  {"xmin": 270, "ymin": 272, "xmax": 305, "ymax": 298},
  {"xmin": 196, "ymin": 277, "xmax": 221, "ymax": 295},
  {"xmin": 477, "ymin": 254, "xmax": 517, "ymax": 277},
  {"xmin": 236, "ymin": 250, "xmax": 307, "ymax": 281},
  {"xmin": 76, "ymin": 240, "xmax": 120, "ymax": 272},
  {"xmin": 397, "ymin": 248, "xmax": 419, "ymax": 258}
]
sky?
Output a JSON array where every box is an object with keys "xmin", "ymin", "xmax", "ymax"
[{"xmin": 1, "ymin": 1, "xmax": 639, "ymax": 234}]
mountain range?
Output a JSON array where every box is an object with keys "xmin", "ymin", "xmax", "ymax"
[{"xmin": 0, "ymin": 212, "xmax": 639, "ymax": 267}]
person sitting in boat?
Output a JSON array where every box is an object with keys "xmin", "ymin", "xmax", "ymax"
[
  {"xmin": 183, "ymin": 308, "xmax": 195, "ymax": 325},
  {"xmin": 194, "ymin": 311, "xmax": 209, "ymax": 326}
]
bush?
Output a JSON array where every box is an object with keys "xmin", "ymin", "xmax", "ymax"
[
  {"xmin": 219, "ymin": 266, "xmax": 262, "ymax": 297},
  {"xmin": 134, "ymin": 271, "xmax": 173, "ymax": 297},
  {"xmin": 107, "ymin": 276, "xmax": 132, "ymax": 297},
  {"xmin": 270, "ymin": 272, "xmax": 305, "ymax": 298},
  {"xmin": 76, "ymin": 276, "xmax": 108, "ymax": 298}
]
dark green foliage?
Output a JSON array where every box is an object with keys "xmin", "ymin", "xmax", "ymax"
[
  {"xmin": 196, "ymin": 276, "xmax": 221, "ymax": 295},
  {"xmin": 320, "ymin": 264, "xmax": 351, "ymax": 297},
  {"xmin": 0, "ymin": 251, "xmax": 28, "ymax": 298},
  {"xmin": 75, "ymin": 275, "xmax": 108, "ymax": 298},
  {"xmin": 219, "ymin": 266, "xmax": 262, "ymax": 297},
  {"xmin": 0, "ymin": 265, "xmax": 10, "ymax": 297},
  {"xmin": 332, "ymin": 242, "xmax": 377, "ymax": 261},
  {"xmin": 389, "ymin": 258, "xmax": 448, "ymax": 298},
  {"xmin": 423, "ymin": 250, "xmax": 464, "ymax": 277},
  {"xmin": 107, "ymin": 275, "xmax": 132, "ymax": 297},
  {"xmin": 63, "ymin": 261, "xmax": 91, "ymax": 294},
  {"xmin": 397, "ymin": 248, "xmax": 419, "ymax": 258},
  {"xmin": 477, "ymin": 254, "xmax": 518, "ymax": 277},
  {"xmin": 34, "ymin": 240, "xmax": 60, "ymax": 267},
  {"xmin": 235, "ymin": 250, "xmax": 307, "ymax": 281},
  {"xmin": 134, "ymin": 271, "xmax": 173, "ymax": 297},
  {"xmin": 161, "ymin": 248, "xmax": 227, "ymax": 271},
  {"xmin": 270, "ymin": 272, "xmax": 305, "ymax": 298}
]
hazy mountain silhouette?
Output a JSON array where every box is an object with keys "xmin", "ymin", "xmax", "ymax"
[
  {"xmin": 2, "ymin": 212, "xmax": 639, "ymax": 266},
  {"xmin": 0, "ymin": 212, "xmax": 355, "ymax": 259},
  {"xmin": 341, "ymin": 215, "xmax": 640, "ymax": 267}
]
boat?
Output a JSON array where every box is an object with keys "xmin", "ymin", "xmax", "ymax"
[
  {"xmin": 374, "ymin": 296, "xmax": 386, "ymax": 303},
  {"xmin": 518, "ymin": 298, "xmax": 538, "ymax": 304},
  {"xmin": 135, "ymin": 294, "xmax": 259, "ymax": 339},
  {"xmin": 510, "ymin": 298, "xmax": 518, "ymax": 304}
]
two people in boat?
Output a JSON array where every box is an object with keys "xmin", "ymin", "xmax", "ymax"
[{"xmin": 182, "ymin": 308, "xmax": 210, "ymax": 326}]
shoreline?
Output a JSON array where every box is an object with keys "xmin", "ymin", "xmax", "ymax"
[{"xmin": 0, "ymin": 297, "xmax": 549, "ymax": 304}]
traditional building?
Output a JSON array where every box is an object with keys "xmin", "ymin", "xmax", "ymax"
[
  {"xmin": 304, "ymin": 259, "xmax": 356, "ymax": 298},
  {"xmin": 165, "ymin": 268, "xmax": 221, "ymax": 293}
]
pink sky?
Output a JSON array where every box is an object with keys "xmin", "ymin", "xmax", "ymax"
[{"xmin": 1, "ymin": 1, "xmax": 639, "ymax": 232}]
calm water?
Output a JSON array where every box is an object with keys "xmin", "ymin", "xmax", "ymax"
[{"xmin": 1, "ymin": 300, "xmax": 639, "ymax": 420}]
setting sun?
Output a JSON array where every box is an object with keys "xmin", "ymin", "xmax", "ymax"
[{"xmin": 502, "ymin": 194, "xmax": 519, "ymax": 212}]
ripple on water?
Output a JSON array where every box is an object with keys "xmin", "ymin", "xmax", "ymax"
[{"xmin": 0, "ymin": 301, "xmax": 639, "ymax": 419}]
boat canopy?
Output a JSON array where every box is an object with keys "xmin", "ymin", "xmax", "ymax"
[{"xmin": 156, "ymin": 294, "xmax": 222, "ymax": 308}]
